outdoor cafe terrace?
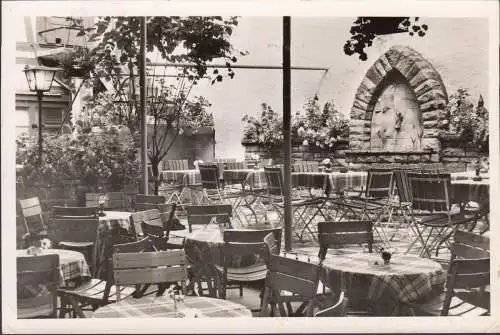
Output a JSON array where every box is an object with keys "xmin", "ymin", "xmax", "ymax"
[{"xmin": 12, "ymin": 15, "xmax": 491, "ymax": 324}]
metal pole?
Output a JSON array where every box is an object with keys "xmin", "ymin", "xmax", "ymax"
[
  {"xmin": 37, "ymin": 91, "xmax": 43, "ymax": 167},
  {"xmin": 140, "ymin": 16, "xmax": 148, "ymax": 195},
  {"xmin": 148, "ymin": 62, "xmax": 328, "ymax": 72},
  {"xmin": 283, "ymin": 16, "xmax": 292, "ymax": 251}
]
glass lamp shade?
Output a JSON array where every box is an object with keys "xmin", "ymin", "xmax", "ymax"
[{"xmin": 23, "ymin": 65, "xmax": 62, "ymax": 92}]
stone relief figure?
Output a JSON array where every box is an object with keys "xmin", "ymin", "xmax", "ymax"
[{"xmin": 394, "ymin": 112, "xmax": 403, "ymax": 131}]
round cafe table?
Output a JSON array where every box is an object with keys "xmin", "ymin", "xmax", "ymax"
[
  {"xmin": 16, "ymin": 248, "xmax": 91, "ymax": 288},
  {"xmin": 288, "ymin": 248, "xmax": 445, "ymax": 316},
  {"xmin": 93, "ymin": 295, "xmax": 252, "ymax": 318}
]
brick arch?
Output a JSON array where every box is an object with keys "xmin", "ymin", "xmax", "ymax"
[{"xmin": 349, "ymin": 45, "xmax": 448, "ymax": 152}]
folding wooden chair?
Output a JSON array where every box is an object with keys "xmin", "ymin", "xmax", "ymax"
[
  {"xmin": 57, "ymin": 237, "xmax": 152, "ymax": 318},
  {"xmin": 48, "ymin": 217, "xmax": 99, "ymax": 270},
  {"xmin": 185, "ymin": 204, "xmax": 232, "ymax": 233},
  {"xmin": 406, "ymin": 172, "xmax": 477, "ymax": 258},
  {"xmin": 408, "ymin": 230, "xmax": 490, "ymax": 316},
  {"xmin": 263, "ymin": 167, "xmax": 324, "ymax": 241},
  {"xmin": 19, "ymin": 197, "xmax": 48, "ymax": 241},
  {"xmin": 17, "ymin": 254, "xmax": 59, "ymax": 318},
  {"xmin": 198, "ymin": 163, "xmax": 225, "ymax": 203},
  {"xmin": 52, "ymin": 206, "xmax": 98, "ymax": 218},
  {"xmin": 112, "ymin": 249, "xmax": 188, "ymax": 302},
  {"xmin": 218, "ymin": 228, "xmax": 282, "ymax": 300},
  {"xmin": 259, "ymin": 248, "xmax": 322, "ymax": 317}
]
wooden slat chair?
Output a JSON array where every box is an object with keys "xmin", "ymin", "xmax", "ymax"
[
  {"xmin": 331, "ymin": 168, "xmax": 395, "ymax": 246},
  {"xmin": 406, "ymin": 172, "xmax": 477, "ymax": 258},
  {"xmin": 112, "ymin": 249, "xmax": 188, "ymax": 302},
  {"xmin": 57, "ymin": 237, "xmax": 152, "ymax": 318},
  {"xmin": 48, "ymin": 218, "xmax": 99, "ymax": 270},
  {"xmin": 263, "ymin": 167, "xmax": 324, "ymax": 241},
  {"xmin": 17, "ymin": 254, "xmax": 59, "ymax": 319},
  {"xmin": 52, "ymin": 206, "xmax": 98, "ymax": 218},
  {"xmin": 19, "ymin": 197, "xmax": 48, "ymax": 241},
  {"xmin": 85, "ymin": 193, "xmax": 101, "ymax": 208},
  {"xmin": 186, "ymin": 204, "xmax": 232, "ymax": 233},
  {"xmin": 408, "ymin": 230, "xmax": 490, "ymax": 316},
  {"xmin": 314, "ymin": 291, "xmax": 349, "ymax": 317},
  {"xmin": 217, "ymin": 228, "xmax": 282, "ymax": 300},
  {"xmin": 122, "ymin": 183, "xmax": 139, "ymax": 211},
  {"xmin": 259, "ymin": 246, "xmax": 322, "ymax": 317},
  {"xmin": 317, "ymin": 220, "xmax": 373, "ymax": 258},
  {"xmin": 198, "ymin": 163, "xmax": 225, "ymax": 203},
  {"xmin": 317, "ymin": 220, "xmax": 374, "ymax": 315},
  {"xmin": 134, "ymin": 194, "xmax": 166, "ymax": 212},
  {"xmin": 104, "ymin": 192, "xmax": 127, "ymax": 211}
]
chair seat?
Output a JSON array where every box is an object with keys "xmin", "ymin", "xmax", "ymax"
[
  {"xmin": 215, "ymin": 263, "xmax": 268, "ymax": 282},
  {"xmin": 418, "ymin": 210, "xmax": 472, "ymax": 227},
  {"xmin": 17, "ymin": 295, "xmax": 54, "ymax": 319},
  {"xmin": 59, "ymin": 241, "xmax": 94, "ymax": 249},
  {"xmin": 411, "ymin": 292, "xmax": 489, "ymax": 316},
  {"xmin": 58, "ymin": 279, "xmax": 135, "ymax": 305}
]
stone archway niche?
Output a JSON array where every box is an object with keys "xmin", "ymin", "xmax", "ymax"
[{"xmin": 349, "ymin": 45, "xmax": 448, "ymax": 157}]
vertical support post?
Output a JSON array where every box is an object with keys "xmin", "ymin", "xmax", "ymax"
[
  {"xmin": 282, "ymin": 16, "xmax": 292, "ymax": 251},
  {"xmin": 37, "ymin": 91, "xmax": 43, "ymax": 167},
  {"xmin": 140, "ymin": 16, "xmax": 148, "ymax": 195}
]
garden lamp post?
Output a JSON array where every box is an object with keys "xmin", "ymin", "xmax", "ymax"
[{"xmin": 23, "ymin": 65, "xmax": 61, "ymax": 166}]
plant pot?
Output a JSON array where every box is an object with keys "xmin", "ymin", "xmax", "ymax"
[{"xmin": 381, "ymin": 251, "xmax": 392, "ymax": 265}]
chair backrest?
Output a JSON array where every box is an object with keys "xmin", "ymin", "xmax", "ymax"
[
  {"xmin": 261, "ymin": 158, "xmax": 273, "ymax": 167},
  {"xmin": 407, "ymin": 172, "xmax": 451, "ymax": 212},
  {"xmin": 52, "ymin": 206, "xmax": 98, "ymax": 218},
  {"xmin": 452, "ymin": 230, "xmax": 490, "ymax": 259},
  {"xmin": 49, "ymin": 218, "xmax": 99, "ymax": 244},
  {"xmin": 85, "ymin": 193, "xmax": 102, "ymax": 208},
  {"xmin": 134, "ymin": 194, "xmax": 166, "ymax": 211},
  {"xmin": 17, "ymin": 254, "xmax": 59, "ymax": 319},
  {"xmin": 365, "ymin": 168, "xmax": 394, "ymax": 198},
  {"xmin": 112, "ymin": 250, "xmax": 188, "ymax": 301},
  {"xmin": 264, "ymin": 167, "xmax": 284, "ymax": 197},
  {"xmin": 442, "ymin": 231, "xmax": 490, "ymax": 316},
  {"xmin": 393, "ymin": 169, "xmax": 413, "ymax": 203},
  {"xmin": 105, "ymin": 192, "xmax": 126, "ymax": 210},
  {"xmin": 112, "ymin": 235, "xmax": 155, "ymax": 254},
  {"xmin": 186, "ymin": 204, "xmax": 232, "ymax": 232},
  {"xmin": 263, "ymin": 232, "xmax": 281, "ymax": 259},
  {"xmin": 317, "ymin": 221, "xmax": 374, "ymax": 259},
  {"xmin": 224, "ymin": 228, "xmax": 282, "ymax": 252},
  {"xmin": 19, "ymin": 197, "xmax": 46, "ymax": 235},
  {"xmin": 264, "ymin": 253, "xmax": 322, "ymax": 316},
  {"xmin": 198, "ymin": 163, "xmax": 221, "ymax": 190},
  {"xmin": 293, "ymin": 161, "xmax": 320, "ymax": 172},
  {"xmin": 314, "ymin": 291, "xmax": 349, "ymax": 317},
  {"xmin": 129, "ymin": 209, "xmax": 163, "ymax": 238},
  {"xmin": 164, "ymin": 159, "xmax": 189, "ymax": 171}
]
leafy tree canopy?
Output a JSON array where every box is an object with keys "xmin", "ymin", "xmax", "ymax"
[{"xmin": 344, "ymin": 17, "xmax": 428, "ymax": 60}]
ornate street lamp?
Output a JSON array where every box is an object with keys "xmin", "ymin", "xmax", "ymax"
[{"xmin": 23, "ymin": 65, "xmax": 62, "ymax": 166}]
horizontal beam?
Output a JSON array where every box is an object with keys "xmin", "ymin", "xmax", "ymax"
[{"xmin": 148, "ymin": 62, "xmax": 329, "ymax": 72}]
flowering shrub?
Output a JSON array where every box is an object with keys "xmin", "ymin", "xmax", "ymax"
[
  {"xmin": 242, "ymin": 103, "xmax": 283, "ymax": 147},
  {"xmin": 242, "ymin": 96, "xmax": 349, "ymax": 149},
  {"xmin": 16, "ymin": 125, "xmax": 140, "ymax": 191},
  {"xmin": 446, "ymin": 88, "xmax": 488, "ymax": 152},
  {"xmin": 293, "ymin": 96, "xmax": 349, "ymax": 149}
]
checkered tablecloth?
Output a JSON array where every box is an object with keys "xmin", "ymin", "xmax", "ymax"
[
  {"xmin": 291, "ymin": 171, "xmax": 367, "ymax": 195},
  {"xmin": 450, "ymin": 179, "xmax": 489, "ymax": 205},
  {"xmin": 451, "ymin": 171, "xmax": 489, "ymax": 181},
  {"xmin": 162, "ymin": 169, "xmax": 201, "ymax": 185},
  {"xmin": 324, "ymin": 253, "xmax": 444, "ymax": 315},
  {"xmin": 16, "ymin": 249, "xmax": 91, "ymax": 288},
  {"xmin": 99, "ymin": 211, "xmax": 132, "ymax": 231},
  {"xmin": 92, "ymin": 295, "xmax": 252, "ymax": 318},
  {"xmin": 224, "ymin": 169, "xmax": 266, "ymax": 188},
  {"xmin": 281, "ymin": 248, "xmax": 445, "ymax": 316}
]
